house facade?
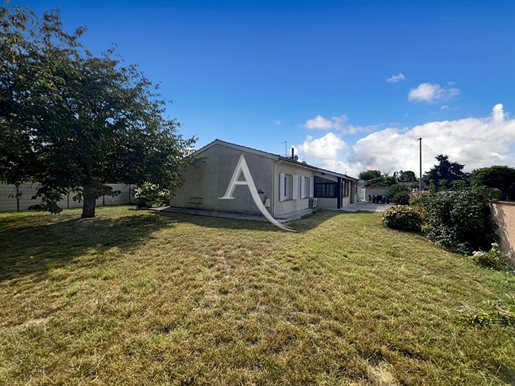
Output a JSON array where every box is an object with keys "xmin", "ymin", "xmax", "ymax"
[{"xmin": 170, "ymin": 140, "xmax": 358, "ymax": 219}]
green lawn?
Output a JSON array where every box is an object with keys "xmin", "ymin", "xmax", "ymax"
[{"xmin": 0, "ymin": 206, "xmax": 514, "ymax": 385}]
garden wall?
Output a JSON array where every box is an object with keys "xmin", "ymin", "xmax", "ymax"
[
  {"xmin": 0, "ymin": 182, "xmax": 136, "ymax": 213},
  {"xmin": 491, "ymin": 201, "xmax": 515, "ymax": 261}
]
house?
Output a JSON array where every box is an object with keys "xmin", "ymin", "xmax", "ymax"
[{"xmin": 170, "ymin": 139, "xmax": 358, "ymax": 222}]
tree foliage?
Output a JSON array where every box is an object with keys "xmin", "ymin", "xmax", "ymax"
[
  {"xmin": 0, "ymin": 5, "xmax": 197, "ymax": 217},
  {"xmin": 471, "ymin": 166, "xmax": 515, "ymax": 201},
  {"xmin": 396, "ymin": 170, "xmax": 417, "ymax": 182},
  {"xmin": 387, "ymin": 184, "xmax": 411, "ymax": 205},
  {"xmin": 358, "ymin": 170, "xmax": 381, "ymax": 181},
  {"xmin": 423, "ymin": 155, "xmax": 468, "ymax": 191}
]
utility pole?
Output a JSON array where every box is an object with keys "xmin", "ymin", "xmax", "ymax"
[{"xmin": 418, "ymin": 138, "xmax": 423, "ymax": 192}]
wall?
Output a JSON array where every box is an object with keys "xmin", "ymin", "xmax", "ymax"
[
  {"xmin": 0, "ymin": 182, "xmax": 135, "ymax": 213},
  {"xmin": 274, "ymin": 161, "xmax": 313, "ymax": 217},
  {"xmin": 363, "ymin": 188, "xmax": 389, "ymax": 202},
  {"xmin": 491, "ymin": 201, "xmax": 515, "ymax": 261},
  {"xmin": 170, "ymin": 144, "xmax": 276, "ymax": 216}
]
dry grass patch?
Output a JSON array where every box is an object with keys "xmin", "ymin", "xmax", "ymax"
[{"xmin": 0, "ymin": 206, "xmax": 514, "ymax": 385}]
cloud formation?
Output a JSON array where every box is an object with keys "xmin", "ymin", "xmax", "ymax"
[
  {"xmin": 297, "ymin": 104, "xmax": 515, "ymax": 178},
  {"xmin": 303, "ymin": 114, "xmax": 376, "ymax": 135},
  {"xmin": 304, "ymin": 115, "xmax": 346, "ymax": 130},
  {"xmin": 408, "ymin": 82, "xmax": 461, "ymax": 103},
  {"xmin": 387, "ymin": 73, "xmax": 405, "ymax": 83},
  {"xmin": 297, "ymin": 133, "xmax": 347, "ymax": 160}
]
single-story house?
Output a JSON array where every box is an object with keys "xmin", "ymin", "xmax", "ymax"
[{"xmin": 170, "ymin": 139, "xmax": 358, "ymax": 221}]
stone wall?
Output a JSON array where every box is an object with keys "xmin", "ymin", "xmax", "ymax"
[{"xmin": 491, "ymin": 201, "xmax": 515, "ymax": 261}]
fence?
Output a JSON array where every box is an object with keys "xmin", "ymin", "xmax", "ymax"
[{"xmin": 0, "ymin": 182, "xmax": 136, "ymax": 213}]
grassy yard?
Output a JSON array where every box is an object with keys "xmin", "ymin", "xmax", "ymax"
[{"xmin": 0, "ymin": 206, "xmax": 514, "ymax": 385}]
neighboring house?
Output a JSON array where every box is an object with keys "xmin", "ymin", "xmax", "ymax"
[{"xmin": 170, "ymin": 139, "xmax": 358, "ymax": 220}]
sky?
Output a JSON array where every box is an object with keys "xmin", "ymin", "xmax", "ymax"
[{"xmin": 14, "ymin": 0, "xmax": 515, "ymax": 177}]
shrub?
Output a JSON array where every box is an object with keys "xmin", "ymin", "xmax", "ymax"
[
  {"xmin": 421, "ymin": 186, "xmax": 498, "ymax": 255},
  {"xmin": 133, "ymin": 182, "xmax": 170, "ymax": 208},
  {"xmin": 382, "ymin": 205, "xmax": 422, "ymax": 232},
  {"xmin": 470, "ymin": 243, "xmax": 514, "ymax": 273},
  {"xmin": 388, "ymin": 184, "xmax": 411, "ymax": 205}
]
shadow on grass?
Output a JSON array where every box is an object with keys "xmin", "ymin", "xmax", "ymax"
[
  {"xmin": 0, "ymin": 207, "xmax": 354, "ymax": 282},
  {"xmin": 0, "ymin": 209, "xmax": 181, "ymax": 282}
]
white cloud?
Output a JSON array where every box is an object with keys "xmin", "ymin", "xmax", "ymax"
[
  {"xmin": 408, "ymin": 82, "xmax": 461, "ymax": 103},
  {"xmin": 297, "ymin": 104, "xmax": 515, "ymax": 177},
  {"xmin": 297, "ymin": 133, "xmax": 347, "ymax": 160},
  {"xmin": 304, "ymin": 114, "xmax": 346, "ymax": 130},
  {"xmin": 387, "ymin": 73, "xmax": 405, "ymax": 83},
  {"xmin": 303, "ymin": 114, "xmax": 376, "ymax": 134},
  {"xmin": 272, "ymin": 120, "xmax": 281, "ymax": 125}
]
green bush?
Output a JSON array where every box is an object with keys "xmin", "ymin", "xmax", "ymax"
[
  {"xmin": 382, "ymin": 205, "xmax": 422, "ymax": 232},
  {"xmin": 421, "ymin": 186, "xmax": 498, "ymax": 254},
  {"xmin": 388, "ymin": 184, "xmax": 411, "ymax": 205}
]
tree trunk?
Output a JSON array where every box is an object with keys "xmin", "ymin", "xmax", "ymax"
[{"xmin": 81, "ymin": 185, "xmax": 97, "ymax": 218}]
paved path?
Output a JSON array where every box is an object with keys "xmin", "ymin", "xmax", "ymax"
[{"xmin": 340, "ymin": 201, "xmax": 393, "ymax": 212}]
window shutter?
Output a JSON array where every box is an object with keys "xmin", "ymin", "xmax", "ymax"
[
  {"xmin": 301, "ymin": 177, "xmax": 306, "ymax": 199},
  {"xmin": 292, "ymin": 175, "xmax": 299, "ymax": 199},
  {"xmin": 279, "ymin": 173, "xmax": 285, "ymax": 201},
  {"xmin": 309, "ymin": 177, "xmax": 314, "ymax": 198}
]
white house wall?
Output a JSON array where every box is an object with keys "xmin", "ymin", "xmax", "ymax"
[
  {"xmin": 171, "ymin": 144, "xmax": 276, "ymax": 216},
  {"xmin": 274, "ymin": 162, "xmax": 314, "ymax": 217}
]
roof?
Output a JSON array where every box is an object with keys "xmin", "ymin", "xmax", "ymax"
[{"xmin": 195, "ymin": 139, "xmax": 358, "ymax": 180}]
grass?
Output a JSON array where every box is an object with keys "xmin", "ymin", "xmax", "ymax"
[{"xmin": 0, "ymin": 206, "xmax": 514, "ymax": 385}]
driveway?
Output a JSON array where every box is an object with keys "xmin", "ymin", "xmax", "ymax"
[{"xmin": 341, "ymin": 201, "xmax": 393, "ymax": 212}]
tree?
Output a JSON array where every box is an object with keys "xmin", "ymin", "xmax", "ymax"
[
  {"xmin": 0, "ymin": 5, "xmax": 197, "ymax": 218},
  {"xmin": 358, "ymin": 170, "xmax": 381, "ymax": 181},
  {"xmin": 423, "ymin": 155, "xmax": 468, "ymax": 191},
  {"xmin": 471, "ymin": 166, "xmax": 515, "ymax": 201},
  {"xmin": 397, "ymin": 170, "xmax": 416, "ymax": 182}
]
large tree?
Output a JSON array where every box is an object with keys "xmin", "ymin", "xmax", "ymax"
[
  {"xmin": 358, "ymin": 170, "xmax": 381, "ymax": 181},
  {"xmin": 1, "ymin": 5, "xmax": 196, "ymax": 217},
  {"xmin": 471, "ymin": 166, "xmax": 515, "ymax": 201},
  {"xmin": 423, "ymin": 155, "xmax": 468, "ymax": 191}
]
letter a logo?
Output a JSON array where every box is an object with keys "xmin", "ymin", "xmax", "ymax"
[{"xmin": 219, "ymin": 155, "xmax": 293, "ymax": 231}]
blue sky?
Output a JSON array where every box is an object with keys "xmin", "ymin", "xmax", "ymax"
[{"xmin": 19, "ymin": 0, "xmax": 515, "ymax": 176}]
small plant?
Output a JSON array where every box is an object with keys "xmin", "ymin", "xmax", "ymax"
[
  {"xmin": 470, "ymin": 243, "xmax": 514, "ymax": 273},
  {"xmin": 133, "ymin": 182, "xmax": 170, "ymax": 208},
  {"xmin": 456, "ymin": 294, "xmax": 515, "ymax": 327},
  {"xmin": 382, "ymin": 205, "xmax": 422, "ymax": 232}
]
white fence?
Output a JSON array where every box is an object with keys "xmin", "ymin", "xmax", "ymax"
[{"xmin": 0, "ymin": 182, "xmax": 136, "ymax": 213}]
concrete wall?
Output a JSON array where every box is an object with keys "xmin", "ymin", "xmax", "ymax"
[
  {"xmin": 491, "ymin": 201, "xmax": 515, "ymax": 261},
  {"xmin": 0, "ymin": 182, "xmax": 135, "ymax": 213}
]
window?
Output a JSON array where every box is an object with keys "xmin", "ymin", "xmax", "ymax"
[
  {"xmin": 280, "ymin": 173, "xmax": 300, "ymax": 201},
  {"xmin": 314, "ymin": 176, "xmax": 339, "ymax": 198}
]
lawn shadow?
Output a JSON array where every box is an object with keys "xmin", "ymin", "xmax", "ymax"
[{"xmin": 0, "ymin": 209, "xmax": 181, "ymax": 282}]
